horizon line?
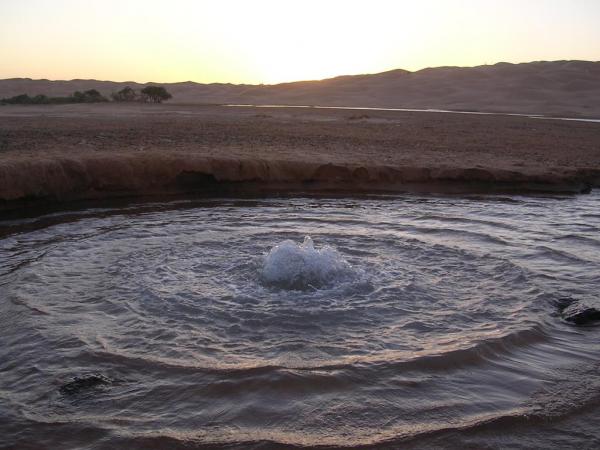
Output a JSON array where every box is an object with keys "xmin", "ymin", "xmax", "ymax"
[{"xmin": 2, "ymin": 59, "xmax": 599, "ymax": 87}]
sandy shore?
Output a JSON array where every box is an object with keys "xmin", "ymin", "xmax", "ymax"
[{"xmin": 1, "ymin": 103, "xmax": 600, "ymax": 211}]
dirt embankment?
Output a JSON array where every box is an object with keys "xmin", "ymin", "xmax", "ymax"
[{"xmin": 1, "ymin": 104, "xmax": 599, "ymax": 212}]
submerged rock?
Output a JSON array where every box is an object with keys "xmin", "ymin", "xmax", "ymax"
[
  {"xmin": 553, "ymin": 297, "xmax": 577, "ymax": 311},
  {"xmin": 59, "ymin": 374, "xmax": 111, "ymax": 395},
  {"xmin": 554, "ymin": 297, "xmax": 600, "ymax": 326}
]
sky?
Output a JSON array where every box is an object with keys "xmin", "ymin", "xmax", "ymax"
[{"xmin": 1, "ymin": 0, "xmax": 599, "ymax": 84}]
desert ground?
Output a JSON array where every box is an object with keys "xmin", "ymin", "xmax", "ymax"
[{"xmin": 1, "ymin": 103, "xmax": 600, "ymax": 211}]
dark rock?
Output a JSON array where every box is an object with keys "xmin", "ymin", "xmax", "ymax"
[
  {"xmin": 580, "ymin": 183, "xmax": 592, "ymax": 194},
  {"xmin": 553, "ymin": 296, "xmax": 578, "ymax": 312},
  {"xmin": 562, "ymin": 303, "xmax": 600, "ymax": 325},
  {"xmin": 554, "ymin": 297, "xmax": 600, "ymax": 326},
  {"xmin": 59, "ymin": 374, "xmax": 111, "ymax": 395}
]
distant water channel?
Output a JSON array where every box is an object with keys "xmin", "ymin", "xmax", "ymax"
[
  {"xmin": 1, "ymin": 193, "xmax": 599, "ymax": 449},
  {"xmin": 226, "ymin": 104, "xmax": 600, "ymax": 123}
]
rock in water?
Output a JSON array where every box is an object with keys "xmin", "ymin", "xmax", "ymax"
[
  {"xmin": 554, "ymin": 297, "xmax": 600, "ymax": 326},
  {"xmin": 60, "ymin": 374, "xmax": 111, "ymax": 395},
  {"xmin": 562, "ymin": 303, "xmax": 600, "ymax": 325}
]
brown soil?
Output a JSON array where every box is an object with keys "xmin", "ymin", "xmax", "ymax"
[{"xmin": 1, "ymin": 103, "xmax": 599, "ymax": 211}]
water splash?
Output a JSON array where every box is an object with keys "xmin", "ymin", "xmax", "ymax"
[{"xmin": 261, "ymin": 236, "xmax": 357, "ymax": 290}]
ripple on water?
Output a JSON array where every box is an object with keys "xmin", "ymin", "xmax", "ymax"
[{"xmin": 1, "ymin": 193, "xmax": 599, "ymax": 448}]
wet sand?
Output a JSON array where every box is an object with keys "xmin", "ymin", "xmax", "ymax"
[{"xmin": 1, "ymin": 103, "xmax": 600, "ymax": 211}]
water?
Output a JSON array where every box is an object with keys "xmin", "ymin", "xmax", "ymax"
[
  {"xmin": 1, "ymin": 193, "xmax": 600, "ymax": 449},
  {"xmin": 225, "ymin": 104, "xmax": 600, "ymax": 123},
  {"xmin": 261, "ymin": 235, "xmax": 360, "ymax": 290}
]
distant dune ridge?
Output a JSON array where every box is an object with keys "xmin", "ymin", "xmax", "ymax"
[{"xmin": 1, "ymin": 61, "xmax": 600, "ymax": 117}]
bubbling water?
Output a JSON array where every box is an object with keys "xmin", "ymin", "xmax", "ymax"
[
  {"xmin": 261, "ymin": 235, "xmax": 359, "ymax": 290},
  {"xmin": 2, "ymin": 194, "xmax": 600, "ymax": 450}
]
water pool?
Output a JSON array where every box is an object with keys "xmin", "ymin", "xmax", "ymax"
[{"xmin": 1, "ymin": 193, "xmax": 599, "ymax": 449}]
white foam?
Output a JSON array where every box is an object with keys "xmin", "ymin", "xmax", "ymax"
[{"xmin": 261, "ymin": 236, "xmax": 356, "ymax": 290}]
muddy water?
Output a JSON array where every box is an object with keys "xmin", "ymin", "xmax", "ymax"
[{"xmin": 1, "ymin": 193, "xmax": 599, "ymax": 449}]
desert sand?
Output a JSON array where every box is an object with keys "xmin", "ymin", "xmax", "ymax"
[
  {"xmin": 1, "ymin": 102, "xmax": 599, "ymax": 212},
  {"xmin": 2, "ymin": 61, "xmax": 600, "ymax": 117}
]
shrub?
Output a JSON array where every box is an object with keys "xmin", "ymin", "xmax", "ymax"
[
  {"xmin": 111, "ymin": 86, "xmax": 138, "ymax": 102},
  {"xmin": 140, "ymin": 86, "xmax": 172, "ymax": 103},
  {"xmin": 1, "ymin": 90, "xmax": 106, "ymax": 105}
]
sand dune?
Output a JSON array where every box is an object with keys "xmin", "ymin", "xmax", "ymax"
[{"xmin": 1, "ymin": 61, "xmax": 600, "ymax": 117}]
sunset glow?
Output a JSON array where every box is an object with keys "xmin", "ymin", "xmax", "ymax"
[{"xmin": 1, "ymin": 0, "xmax": 600, "ymax": 83}]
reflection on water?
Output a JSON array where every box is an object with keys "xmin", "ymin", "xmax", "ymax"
[{"xmin": 1, "ymin": 193, "xmax": 599, "ymax": 449}]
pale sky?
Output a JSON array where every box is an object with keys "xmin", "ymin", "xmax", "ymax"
[{"xmin": 1, "ymin": 0, "xmax": 599, "ymax": 84}]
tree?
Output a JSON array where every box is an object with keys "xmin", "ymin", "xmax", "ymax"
[
  {"xmin": 1, "ymin": 94, "xmax": 49, "ymax": 104},
  {"xmin": 111, "ymin": 86, "xmax": 138, "ymax": 102},
  {"xmin": 32, "ymin": 94, "xmax": 49, "ymax": 104},
  {"xmin": 1, "ymin": 90, "xmax": 108, "ymax": 105},
  {"xmin": 83, "ymin": 89, "xmax": 107, "ymax": 102},
  {"xmin": 72, "ymin": 91, "xmax": 85, "ymax": 102},
  {"xmin": 4, "ymin": 94, "xmax": 33, "ymax": 104},
  {"xmin": 71, "ymin": 89, "xmax": 107, "ymax": 103},
  {"xmin": 140, "ymin": 86, "xmax": 172, "ymax": 103}
]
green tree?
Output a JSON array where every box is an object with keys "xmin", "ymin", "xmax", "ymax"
[
  {"xmin": 1, "ymin": 90, "xmax": 108, "ymax": 105},
  {"xmin": 140, "ymin": 86, "xmax": 172, "ymax": 103},
  {"xmin": 82, "ymin": 89, "xmax": 107, "ymax": 102},
  {"xmin": 72, "ymin": 91, "xmax": 86, "ymax": 103},
  {"xmin": 32, "ymin": 94, "xmax": 49, "ymax": 104},
  {"xmin": 8, "ymin": 94, "xmax": 32, "ymax": 104},
  {"xmin": 71, "ymin": 90, "xmax": 106, "ymax": 103},
  {"xmin": 111, "ymin": 86, "xmax": 138, "ymax": 102}
]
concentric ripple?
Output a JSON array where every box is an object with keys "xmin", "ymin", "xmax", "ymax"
[{"xmin": 1, "ymin": 193, "xmax": 599, "ymax": 449}]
